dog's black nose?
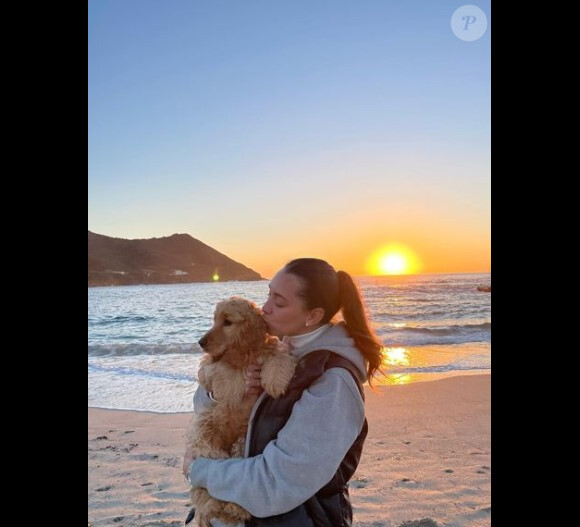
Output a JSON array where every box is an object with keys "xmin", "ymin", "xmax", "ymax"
[{"xmin": 198, "ymin": 336, "xmax": 208, "ymax": 349}]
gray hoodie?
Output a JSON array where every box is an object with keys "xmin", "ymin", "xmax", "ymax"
[{"xmin": 188, "ymin": 322, "xmax": 367, "ymax": 526}]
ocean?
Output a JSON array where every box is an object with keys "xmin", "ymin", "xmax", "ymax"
[{"xmin": 88, "ymin": 273, "xmax": 490, "ymax": 413}]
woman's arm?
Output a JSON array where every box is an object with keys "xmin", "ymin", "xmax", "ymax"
[{"xmin": 188, "ymin": 368, "xmax": 365, "ymax": 517}]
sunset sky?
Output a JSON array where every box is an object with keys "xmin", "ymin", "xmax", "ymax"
[{"xmin": 88, "ymin": 0, "xmax": 490, "ymax": 279}]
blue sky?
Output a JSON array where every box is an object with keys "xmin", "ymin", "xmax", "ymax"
[{"xmin": 88, "ymin": 0, "xmax": 490, "ymax": 277}]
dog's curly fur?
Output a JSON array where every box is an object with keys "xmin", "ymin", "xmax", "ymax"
[{"xmin": 185, "ymin": 296, "xmax": 296, "ymax": 527}]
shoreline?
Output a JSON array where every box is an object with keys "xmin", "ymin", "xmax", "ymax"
[
  {"xmin": 89, "ymin": 374, "xmax": 490, "ymax": 527},
  {"xmin": 88, "ymin": 368, "xmax": 491, "ymax": 414}
]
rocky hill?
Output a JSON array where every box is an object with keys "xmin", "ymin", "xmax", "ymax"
[{"xmin": 88, "ymin": 231, "xmax": 263, "ymax": 286}]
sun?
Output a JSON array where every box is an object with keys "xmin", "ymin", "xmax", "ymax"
[
  {"xmin": 366, "ymin": 244, "xmax": 421, "ymax": 276},
  {"xmin": 379, "ymin": 254, "xmax": 406, "ymax": 274}
]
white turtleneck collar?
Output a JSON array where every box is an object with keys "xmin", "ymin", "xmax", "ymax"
[{"xmin": 284, "ymin": 324, "xmax": 331, "ymax": 350}]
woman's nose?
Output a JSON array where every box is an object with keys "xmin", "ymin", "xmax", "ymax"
[{"xmin": 262, "ymin": 300, "xmax": 271, "ymax": 314}]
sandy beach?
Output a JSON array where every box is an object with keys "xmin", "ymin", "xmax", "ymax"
[{"xmin": 88, "ymin": 374, "xmax": 490, "ymax": 527}]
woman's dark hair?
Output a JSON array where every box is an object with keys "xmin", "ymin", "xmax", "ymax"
[{"xmin": 284, "ymin": 258, "xmax": 384, "ymax": 383}]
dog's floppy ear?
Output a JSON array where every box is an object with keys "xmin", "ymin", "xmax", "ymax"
[{"xmin": 232, "ymin": 304, "xmax": 268, "ymax": 352}]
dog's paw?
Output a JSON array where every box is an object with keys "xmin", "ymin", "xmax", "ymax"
[
  {"xmin": 221, "ymin": 501, "xmax": 252, "ymax": 522},
  {"xmin": 261, "ymin": 354, "xmax": 297, "ymax": 398},
  {"xmin": 262, "ymin": 379, "xmax": 288, "ymax": 398},
  {"xmin": 230, "ymin": 437, "xmax": 245, "ymax": 457},
  {"xmin": 196, "ymin": 512, "xmax": 213, "ymax": 527}
]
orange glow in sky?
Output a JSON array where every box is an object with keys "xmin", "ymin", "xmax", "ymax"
[{"xmin": 365, "ymin": 244, "xmax": 422, "ymax": 276}]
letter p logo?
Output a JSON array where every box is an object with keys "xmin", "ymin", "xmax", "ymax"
[
  {"xmin": 451, "ymin": 5, "xmax": 488, "ymax": 42},
  {"xmin": 463, "ymin": 15, "xmax": 477, "ymax": 31}
]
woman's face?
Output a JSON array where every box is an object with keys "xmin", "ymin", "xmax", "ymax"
[{"xmin": 262, "ymin": 270, "xmax": 313, "ymax": 337}]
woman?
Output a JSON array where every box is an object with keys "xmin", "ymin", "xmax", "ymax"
[{"xmin": 184, "ymin": 258, "xmax": 383, "ymax": 526}]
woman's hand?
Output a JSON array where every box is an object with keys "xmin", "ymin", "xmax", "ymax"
[{"xmin": 244, "ymin": 362, "xmax": 263, "ymax": 396}]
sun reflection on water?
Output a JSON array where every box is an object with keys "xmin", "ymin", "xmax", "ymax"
[
  {"xmin": 382, "ymin": 347, "xmax": 410, "ymax": 366},
  {"xmin": 385, "ymin": 373, "xmax": 412, "ymax": 385},
  {"xmin": 377, "ymin": 346, "xmax": 412, "ymax": 385}
]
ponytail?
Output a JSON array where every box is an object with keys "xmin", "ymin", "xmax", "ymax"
[
  {"xmin": 283, "ymin": 258, "xmax": 384, "ymax": 385},
  {"xmin": 337, "ymin": 271, "xmax": 384, "ymax": 385}
]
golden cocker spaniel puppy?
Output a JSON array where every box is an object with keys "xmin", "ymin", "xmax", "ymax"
[{"xmin": 185, "ymin": 296, "xmax": 296, "ymax": 527}]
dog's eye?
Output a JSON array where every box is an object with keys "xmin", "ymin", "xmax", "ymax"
[{"xmin": 223, "ymin": 319, "xmax": 233, "ymax": 327}]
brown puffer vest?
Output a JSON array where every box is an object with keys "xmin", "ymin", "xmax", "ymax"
[{"xmin": 245, "ymin": 349, "xmax": 368, "ymax": 527}]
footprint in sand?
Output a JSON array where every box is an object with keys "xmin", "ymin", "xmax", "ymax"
[
  {"xmin": 398, "ymin": 519, "xmax": 440, "ymax": 527},
  {"xmin": 350, "ymin": 477, "xmax": 368, "ymax": 488},
  {"xmin": 163, "ymin": 456, "xmax": 179, "ymax": 467},
  {"xmin": 103, "ymin": 443, "xmax": 139, "ymax": 453},
  {"xmin": 398, "ymin": 478, "xmax": 420, "ymax": 486},
  {"xmin": 131, "ymin": 453, "xmax": 159, "ymax": 461}
]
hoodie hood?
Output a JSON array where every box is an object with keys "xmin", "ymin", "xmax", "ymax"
[{"xmin": 289, "ymin": 322, "xmax": 368, "ymax": 381}]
